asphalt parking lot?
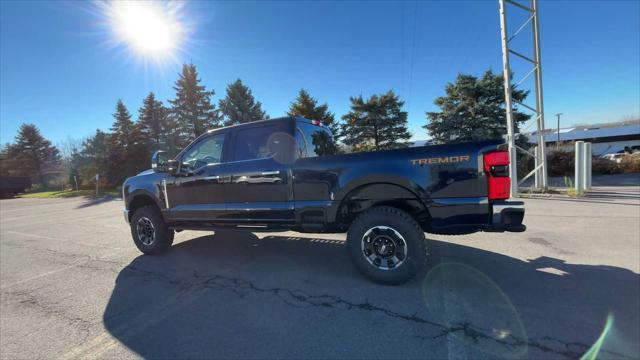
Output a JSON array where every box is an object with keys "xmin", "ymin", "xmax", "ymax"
[{"xmin": 1, "ymin": 187, "xmax": 639, "ymax": 359}]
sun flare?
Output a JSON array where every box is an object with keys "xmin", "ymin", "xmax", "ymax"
[{"xmin": 106, "ymin": 1, "xmax": 185, "ymax": 59}]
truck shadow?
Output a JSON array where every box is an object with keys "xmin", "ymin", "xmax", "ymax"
[
  {"xmin": 102, "ymin": 232, "xmax": 639, "ymax": 359},
  {"xmin": 75, "ymin": 196, "xmax": 120, "ymax": 209}
]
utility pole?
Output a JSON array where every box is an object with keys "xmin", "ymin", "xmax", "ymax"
[
  {"xmin": 531, "ymin": 0, "xmax": 548, "ymax": 188},
  {"xmin": 498, "ymin": 0, "xmax": 549, "ymax": 195},
  {"xmin": 498, "ymin": 0, "xmax": 518, "ymax": 197},
  {"xmin": 555, "ymin": 113, "xmax": 563, "ymax": 149}
]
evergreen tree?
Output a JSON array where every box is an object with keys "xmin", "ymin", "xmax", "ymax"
[
  {"xmin": 424, "ymin": 70, "xmax": 530, "ymax": 144},
  {"xmin": 341, "ymin": 90, "xmax": 412, "ymax": 152},
  {"xmin": 288, "ymin": 89, "xmax": 340, "ymax": 139},
  {"xmin": 169, "ymin": 64, "xmax": 221, "ymax": 144},
  {"xmin": 138, "ymin": 92, "xmax": 169, "ymax": 153},
  {"xmin": 67, "ymin": 147, "xmax": 82, "ymax": 189},
  {"xmin": 105, "ymin": 100, "xmax": 147, "ymax": 186},
  {"xmin": 163, "ymin": 115, "xmax": 184, "ymax": 157},
  {"xmin": 55, "ymin": 137, "xmax": 82, "ymax": 188},
  {"xmin": 0, "ymin": 123, "xmax": 61, "ymax": 185},
  {"xmin": 219, "ymin": 79, "xmax": 268, "ymax": 126},
  {"xmin": 70, "ymin": 129, "xmax": 109, "ymax": 188}
]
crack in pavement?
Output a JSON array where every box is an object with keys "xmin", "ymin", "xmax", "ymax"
[
  {"xmin": 119, "ymin": 264, "xmax": 633, "ymax": 359},
  {"xmin": 5, "ymin": 288, "xmax": 97, "ymax": 333}
]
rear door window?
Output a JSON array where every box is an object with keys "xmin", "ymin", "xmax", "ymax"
[{"xmin": 233, "ymin": 123, "xmax": 294, "ymax": 163}]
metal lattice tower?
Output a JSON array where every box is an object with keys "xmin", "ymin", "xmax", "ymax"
[{"xmin": 498, "ymin": 0, "xmax": 548, "ymax": 197}]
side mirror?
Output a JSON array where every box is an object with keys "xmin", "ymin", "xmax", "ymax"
[
  {"xmin": 151, "ymin": 151, "xmax": 168, "ymax": 172},
  {"xmin": 167, "ymin": 159, "xmax": 179, "ymax": 175}
]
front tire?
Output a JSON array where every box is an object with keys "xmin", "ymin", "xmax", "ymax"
[
  {"xmin": 347, "ymin": 206, "xmax": 427, "ymax": 285},
  {"xmin": 130, "ymin": 205, "xmax": 174, "ymax": 254}
]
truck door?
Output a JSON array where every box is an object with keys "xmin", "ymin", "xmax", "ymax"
[
  {"xmin": 222, "ymin": 121, "xmax": 295, "ymax": 223},
  {"xmin": 164, "ymin": 132, "xmax": 228, "ymax": 222}
]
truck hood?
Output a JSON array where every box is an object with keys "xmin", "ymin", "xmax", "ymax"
[{"xmin": 136, "ymin": 169, "xmax": 155, "ymax": 176}]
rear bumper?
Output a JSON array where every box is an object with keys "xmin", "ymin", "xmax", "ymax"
[{"xmin": 489, "ymin": 200, "xmax": 525, "ymax": 232}]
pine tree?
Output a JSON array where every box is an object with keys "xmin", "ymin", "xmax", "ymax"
[
  {"xmin": 219, "ymin": 79, "xmax": 268, "ymax": 126},
  {"xmin": 424, "ymin": 70, "xmax": 530, "ymax": 144},
  {"xmin": 169, "ymin": 64, "xmax": 221, "ymax": 144},
  {"xmin": 288, "ymin": 89, "xmax": 340, "ymax": 139},
  {"xmin": 341, "ymin": 90, "xmax": 412, "ymax": 152},
  {"xmin": 105, "ymin": 100, "xmax": 147, "ymax": 187},
  {"xmin": 163, "ymin": 115, "xmax": 184, "ymax": 157},
  {"xmin": 138, "ymin": 92, "xmax": 169, "ymax": 153},
  {"xmin": 0, "ymin": 123, "xmax": 61, "ymax": 185},
  {"xmin": 69, "ymin": 129, "xmax": 109, "ymax": 188}
]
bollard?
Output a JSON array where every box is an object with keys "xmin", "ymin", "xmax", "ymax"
[
  {"xmin": 534, "ymin": 146, "xmax": 539, "ymax": 188},
  {"xmin": 575, "ymin": 141, "xmax": 584, "ymax": 193},
  {"xmin": 584, "ymin": 142, "xmax": 592, "ymax": 189}
]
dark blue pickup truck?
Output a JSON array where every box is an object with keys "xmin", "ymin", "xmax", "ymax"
[{"xmin": 122, "ymin": 116, "xmax": 525, "ymax": 284}]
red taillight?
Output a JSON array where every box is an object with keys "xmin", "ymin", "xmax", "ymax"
[
  {"xmin": 483, "ymin": 151, "xmax": 510, "ymax": 200},
  {"xmin": 311, "ymin": 119, "xmax": 322, "ymax": 126}
]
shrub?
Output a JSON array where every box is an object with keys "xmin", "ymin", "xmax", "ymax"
[
  {"xmin": 516, "ymin": 152, "xmax": 534, "ymax": 179},
  {"xmin": 516, "ymin": 148, "xmax": 578, "ymax": 178},
  {"xmin": 554, "ymin": 150, "xmax": 640, "ymax": 175},
  {"xmin": 547, "ymin": 150, "xmax": 574, "ymax": 177},
  {"xmin": 525, "ymin": 148, "xmax": 640, "ymax": 177},
  {"xmin": 592, "ymin": 158, "xmax": 622, "ymax": 175},
  {"xmin": 618, "ymin": 155, "xmax": 640, "ymax": 173}
]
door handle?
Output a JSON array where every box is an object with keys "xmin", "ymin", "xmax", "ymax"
[
  {"xmin": 235, "ymin": 175, "xmax": 249, "ymax": 184},
  {"xmin": 233, "ymin": 172, "xmax": 282, "ymax": 184}
]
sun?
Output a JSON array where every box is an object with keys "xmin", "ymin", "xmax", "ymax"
[{"xmin": 105, "ymin": 1, "xmax": 185, "ymax": 59}]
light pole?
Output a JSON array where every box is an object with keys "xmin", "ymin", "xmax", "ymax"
[{"xmin": 555, "ymin": 113, "xmax": 563, "ymax": 149}]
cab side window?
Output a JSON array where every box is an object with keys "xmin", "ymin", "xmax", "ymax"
[
  {"xmin": 181, "ymin": 133, "xmax": 226, "ymax": 170},
  {"xmin": 295, "ymin": 127, "xmax": 308, "ymax": 158},
  {"xmin": 297, "ymin": 122, "xmax": 338, "ymax": 158}
]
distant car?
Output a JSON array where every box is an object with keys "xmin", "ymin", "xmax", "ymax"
[
  {"xmin": 601, "ymin": 153, "xmax": 626, "ymax": 163},
  {"xmin": 0, "ymin": 176, "xmax": 31, "ymax": 198}
]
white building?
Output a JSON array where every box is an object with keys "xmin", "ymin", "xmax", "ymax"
[{"xmin": 528, "ymin": 119, "xmax": 640, "ymax": 155}]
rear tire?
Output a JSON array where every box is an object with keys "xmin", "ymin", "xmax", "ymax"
[
  {"xmin": 130, "ymin": 205, "xmax": 174, "ymax": 254},
  {"xmin": 347, "ymin": 206, "xmax": 427, "ymax": 285}
]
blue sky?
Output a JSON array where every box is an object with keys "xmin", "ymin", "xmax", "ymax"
[{"xmin": 1, "ymin": 0, "xmax": 639, "ymax": 146}]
